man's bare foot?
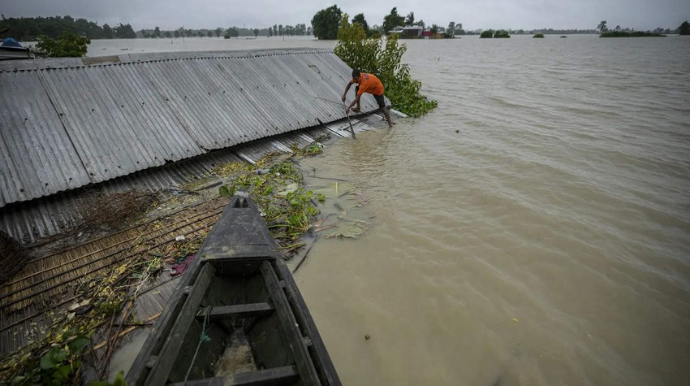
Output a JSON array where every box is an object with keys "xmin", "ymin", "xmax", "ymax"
[{"xmin": 352, "ymin": 107, "xmax": 361, "ymax": 113}]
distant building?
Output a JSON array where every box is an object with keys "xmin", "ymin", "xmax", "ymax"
[{"xmin": 388, "ymin": 26, "xmax": 424, "ymax": 38}]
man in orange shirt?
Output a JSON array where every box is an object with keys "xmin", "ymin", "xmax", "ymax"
[{"xmin": 341, "ymin": 69, "xmax": 395, "ymax": 128}]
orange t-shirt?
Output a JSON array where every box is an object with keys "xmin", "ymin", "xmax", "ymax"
[{"xmin": 350, "ymin": 73, "xmax": 384, "ymax": 96}]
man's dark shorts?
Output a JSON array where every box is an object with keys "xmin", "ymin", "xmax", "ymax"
[{"xmin": 356, "ymin": 85, "xmax": 386, "ymax": 109}]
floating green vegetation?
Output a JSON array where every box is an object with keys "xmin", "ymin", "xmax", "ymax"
[
  {"xmin": 290, "ymin": 142, "xmax": 323, "ymax": 156},
  {"xmin": 307, "ymin": 182, "xmax": 371, "ymax": 240},
  {"xmin": 600, "ymin": 31, "xmax": 666, "ymax": 37},
  {"xmin": 216, "ymin": 147, "xmax": 329, "ymax": 257},
  {"xmin": 533, "ymin": 33, "xmax": 545, "ymax": 38}
]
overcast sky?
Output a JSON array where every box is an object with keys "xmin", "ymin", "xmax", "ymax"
[{"xmin": 1, "ymin": 0, "xmax": 688, "ymax": 31}]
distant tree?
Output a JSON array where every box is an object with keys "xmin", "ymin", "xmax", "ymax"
[
  {"xmin": 114, "ymin": 23, "xmax": 136, "ymax": 38},
  {"xmin": 615, "ymin": 25, "xmax": 621, "ymax": 32},
  {"xmin": 164, "ymin": 31, "xmax": 172, "ymax": 38},
  {"xmin": 153, "ymin": 26, "xmax": 161, "ymax": 38},
  {"xmin": 597, "ymin": 20, "xmax": 608, "ymax": 33},
  {"xmin": 383, "ymin": 7, "xmax": 405, "ymax": 34},
  {"xmin": 307, "ymin": 26, "xmax": 313, "ymax": 36},
  {"xmin": 416, "ymin": 19, "xmax": 425, "ymax": 29},
  {"xmin": 0, "ymin": 15, "xmax": 105, "ymax": 40},
  {"xmin": 103, "ymin": 23, "xmax": 113, "ymax": 39},
  {"xmin": 226, "ymin": 27, "xmax": 239, "ymax": 38},
  {"xmin": 205, "ymin": 30, "xmax": 211, "ymax": 37},
  {"xmin": 352, "ymin": 13, "xmax": 369, "ymax": 35},
  {"xmin": 296, "ymin": 23, "xmax": 306, "ymax": 35},
  {"xmin": 480, "ymin": 30, "xmax": 494, "ymax": 38},
  {"xmin": 37, "ymin": 32, "xmax": 90, "ymax": 57},
  {"xmin": 405, "ymin": 12, "xmax": 415, "ymax": 26},
  {"xmin": 278, "ymin": 24, "xmax": 284, "ymax": 36},
  {"xmin": 268, "ymin": 27, "xmax": 273, "ymax": 37},
  {"xmin": 447, "ymin": 21, "xmax": 456, "ymax": 38},
  {"xmin": 215, "ymin": 27, "xmax": 222, "ymax": 37},
  {"xmin": 679, "ymin": 21, "xmax": 690, "ymax": 35},
  {"xmin": 254, "ymin": 28, "xmax": 259, "ymax": 37},
  {"xmin": 273, "ymin": 24, "xmax": 277, "ymax": 36},
  {"xmin": 311, "ymin": 5, "xmax": 342, "ymax": 39},
  {"xmin": 174, "ymin": 29, "xmax": 180, "ymax": 38},
  {"xmin": 430, "ymin": 24, "xmax": 439, "ymax": 35},
  {"xmin": 494, "ymin": 29, "xmax": 510, "ymax": 38}
]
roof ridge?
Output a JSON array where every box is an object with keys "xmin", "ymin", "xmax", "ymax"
[{"xmin": 0, "ymin": 49, "xmax": 334, "ymax": 73}]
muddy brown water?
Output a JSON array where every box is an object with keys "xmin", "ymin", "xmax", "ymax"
[{"xmin": 88, "ymin": 36, "xmax": 690, "ymax": 385}]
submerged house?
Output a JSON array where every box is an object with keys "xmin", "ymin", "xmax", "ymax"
[
  {"xmin": 388, "ymin": 26, "xmax": 424, "ymax": 38},
  {"xmin": 0, "ymin": 49, "xmax": 390, "ymax": 359}
]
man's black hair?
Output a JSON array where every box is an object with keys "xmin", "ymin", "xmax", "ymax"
[{"xmin": 352, "ymin": 69, "xmax": 361, "ymax": 78}]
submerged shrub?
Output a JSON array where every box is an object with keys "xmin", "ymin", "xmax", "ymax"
[
  {"xmin": 480, "ymin": 30, "xmax": 494, "ymax": 38},
  {"xmin": 494, "ymin": 30, "xmax": 510, "ymax": 38}
]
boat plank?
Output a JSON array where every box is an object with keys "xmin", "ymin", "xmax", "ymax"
[
  {"xmin": 261, "ymin": 261, "xmax": 321, "ymax": 386},
  {"xmin": 146, "ymin": 262, "xmax": 216, "ymax": 386},
  {"xmin": 196, "ymin": 303, "xmax": 274, "ymax": 320},
  {"xmin": 169, "ymin": 365, "xmax": 298, "ymax": 386},
  {"xmin": 276, "ymin": 261, "xmax": 342, "ymax": 386}
]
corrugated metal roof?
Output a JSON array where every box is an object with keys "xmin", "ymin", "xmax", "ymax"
[
  {"xmin": 0, "ymin": 122, "xmax": 360, "ymax": 245},
  {"xmin": 0, "ymin": 50, "xmax": 378, "ymax": 208}
]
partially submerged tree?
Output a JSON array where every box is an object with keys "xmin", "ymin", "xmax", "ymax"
[
  {"xmin": 311, "ymin": 5, "xmax": 342, "ymax": 39},
  {"xmin": 334, "ymin": 14, "xmax": 437, "ymax": 117},
  {"xmin": 382, "ymin": 7, "xmax": 405, "ymax": 34},
  {"xmin": 352, "ymin": 13, "xmax": 369, "ymax": 35},
  {"xmin": 679, "ymin": 21, "xmax": 690, "ymax": 35},
  {"xmin": 494, "ymin": 29, "xmax": 510, "ymax": 38},
  {"xmin": 405, "ymin": 12, "xmax": 415, "ymax": 26},
  {"xmin": 480, "ymin": 29, "xmax": 494, "ymax": 38},
  {"xmin": 598, "ymin": 20, "xmax": 608, "ymax": 33},
  {"xmin": 36, "ymin": 32, "xmax": 90, "ymax": 57}
]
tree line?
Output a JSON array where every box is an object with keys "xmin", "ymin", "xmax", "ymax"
[
  {"xmin": 0, "ymin": 15, "xmax": 135, "ymax": 40},
  {"xmin": 0, "ymin": 15, "xmax": 312, "ymax": 41},
  {"xmin": 140, "ymin": 24, "xmax": 312, "ymax": 39},
  {"xmin": 597, "ymin": 20, "xmax": 686, "ymax": 35},
  {"xmin": 311, "ymin": 6, "xmax": 464, "ymax": 40}
]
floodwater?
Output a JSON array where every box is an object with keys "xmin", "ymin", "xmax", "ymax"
[{"xmin": 91, "ymin": 36, "xmax": 690, "ymax": 385}]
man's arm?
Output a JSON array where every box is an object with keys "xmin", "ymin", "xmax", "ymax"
[
  {"xmin": 346, "ymin": 94, "xmax": 361, "ymax": 113},
  {"xmin": 341, "ymin": 81, "xmax": 353, "ymax": 102}
]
